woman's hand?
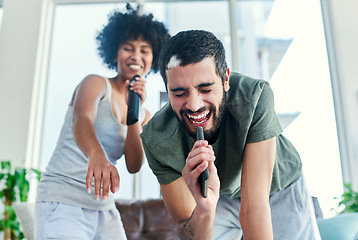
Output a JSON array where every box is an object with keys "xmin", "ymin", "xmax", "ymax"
[
  {"xmin": 126, "ymin": 75, "xmax": 147, "ymax": 105},
  {"xmin": 86, "ymin": 154, "xmax": 120, "ymax": 200}
]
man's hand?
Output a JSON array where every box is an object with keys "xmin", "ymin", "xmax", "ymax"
[
  {"xmin": 86, "ymin": 155, "xmax": 119, "ymax": 200},
  {"xmin": 182, "ymin": 140, "xmax": 220, "ymax": 212},
  {"xmin": 167, "ymin": 140, "xmax": 220, "ymax": 239}
]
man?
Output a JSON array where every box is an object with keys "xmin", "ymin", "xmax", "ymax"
[{"xmin": 140, "ymin": 30, "xmax": 321, "ymax": 239}]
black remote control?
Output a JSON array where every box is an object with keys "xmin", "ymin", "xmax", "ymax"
[
  {"xmin": 127, "ymin": 75, "xmax": 140, "ymax": 125},
  {"xmin": 197, "ymin": 126, "xmax": 209, "ymax": 198}
]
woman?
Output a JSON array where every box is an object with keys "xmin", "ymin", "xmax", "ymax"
[{"xmin": 35, "ymin": 4, "xmax": 170, "ymax": 239}]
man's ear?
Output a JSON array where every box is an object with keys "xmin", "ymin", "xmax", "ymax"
[{"xmin": 224, "ymin": 68, "xmax": 230, "ymax": 92}]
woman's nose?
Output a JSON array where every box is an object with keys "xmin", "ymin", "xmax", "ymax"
[
  {"xmin": 130, "ymin": 49, "xmax": 141, "ymax": 60},
  {"xmin": 130, "ymin": 54, "xmax": 139, "ymax": 60}
]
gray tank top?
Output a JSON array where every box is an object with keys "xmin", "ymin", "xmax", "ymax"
[{"xmin": 36, "ymin": 78, "xmax": 145, "ymax": 210}]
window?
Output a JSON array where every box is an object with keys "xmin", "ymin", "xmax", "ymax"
[{"xmin": 235, "ymin": 0, "xmax": 342, "ymax": 217}]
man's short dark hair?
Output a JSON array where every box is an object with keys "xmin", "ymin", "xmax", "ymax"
[
  {"xmin": 96, "ymin": 3, "xmax": 170, "ymax": 73},
  {"xmin": 159, "ymin": 30, "xmax": 228, "ymax": 87}
]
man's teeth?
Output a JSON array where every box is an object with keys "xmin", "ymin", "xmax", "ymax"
[
  {"xmin": 192, "ymin": 119, "xmax": 206, "ymax": 124},
  {"xmin": 189, "ymin": 112, "xmax": 207, "ymax": 119},
  {"xmin": 187, "ymin": 111, "xmax": 209, "ymax": 123}
]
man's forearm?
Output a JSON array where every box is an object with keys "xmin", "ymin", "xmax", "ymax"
[
  {"xmin": 178, "ymin": 217, "xmax": 195, "ymax": 240},
  {"xmin": 177, "ymin": 208, "xmax": 215, "ymax": 240},
  {"xmin": 240, "ymin": 205, "xmax": 273, "ymax": 240}
]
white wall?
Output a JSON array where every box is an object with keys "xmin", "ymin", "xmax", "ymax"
[
  {"xmin": 321, "ymin": 0, "xmax": 358, "ymax": 189},
  {"xmin": 0, "ymin": 0, "xmax": 50, "ymax": 168}
]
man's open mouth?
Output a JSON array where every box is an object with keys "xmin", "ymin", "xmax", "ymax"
[{"xmin": 186, "ymin": 110, "xmax": 211, "ymax": 124}]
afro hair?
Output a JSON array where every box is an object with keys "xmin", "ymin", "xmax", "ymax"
[{"xmin": 96, "ymin": 3, "xmax": 170, "ymax": 73}]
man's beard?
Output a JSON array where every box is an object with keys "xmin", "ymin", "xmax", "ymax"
[{"xmin": 173, "ymin": 93, "xmax": 227, "ymax": 144}]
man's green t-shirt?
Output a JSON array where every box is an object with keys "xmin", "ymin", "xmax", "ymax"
[{"xmin": 140, "ymin": 72, "xmax": 302, "ymax": 198}]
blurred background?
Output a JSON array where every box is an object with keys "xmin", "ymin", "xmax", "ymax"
[{"xmin": 0, "ymin": 0, "xmax": 357, "ymax": 219}]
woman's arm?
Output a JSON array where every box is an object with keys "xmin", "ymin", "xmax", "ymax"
[
  {"xmin": 123, "ymin": 77, "xmax": 151, "ymax": 173},
  {"xmin": 72, "ymin": 75, "xmax": 120, "ymax": 200}
]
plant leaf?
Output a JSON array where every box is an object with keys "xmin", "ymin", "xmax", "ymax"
[
  {"xmin": 0, "ymin": 161, "xmax": 11, "ymax": 171},
  {"xmin": 31, "ymin": 168, "xmax": 42, "ymax": 181}
]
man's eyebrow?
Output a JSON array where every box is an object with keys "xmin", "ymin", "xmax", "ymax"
[
  {"xmin": 170, "ymin": 87, "xmax": 188, "ymax": 92},
  {"xmin": 170, "ymin": 82, "xmax": 215, "ymax": 92},
  {"xmin": 197, "ymin": 82, "xmax": 215, "ymax": 88}
]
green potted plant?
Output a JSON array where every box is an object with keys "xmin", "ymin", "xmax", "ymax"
[
  {"xmin": 0, "ymin": 161, "xmax": 41, "ymax": 240},
  {"xmin": 336, "ymin": 183, "xmax": 358, "ymax": 213}
]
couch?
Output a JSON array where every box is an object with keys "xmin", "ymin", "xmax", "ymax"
[
  {"xmin": 115, "ymin": 198, "xmax": 179, "ymax": 240},
  {"xmin": 316, "ymin": 212, "xmax": 358, "ymax": 240}
]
